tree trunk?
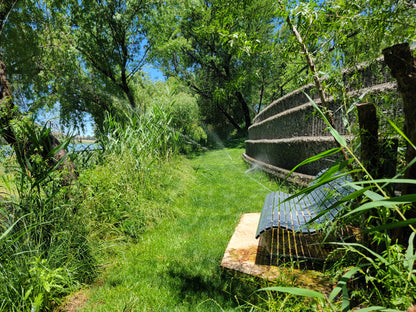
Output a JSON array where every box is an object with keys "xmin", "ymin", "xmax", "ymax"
[
  {"xmin": 0, "ymin": 55, "xmax": 19, "ymax": 146},
  {"xmin": 235, "ymin": 91, "xmax": 251, "ymax": 133},
  {"xmin": 216, "ymin": 101, "xmax": 242, "ymax": 131},
  {"xmin": 383, "ymin": 43, "xmax": 416, "ymax": 194},
  {"xmin": 257, "ymin": 83, "xmax": 264, "ymax": 114},
  {"xmin": 120, "ymin": 62, "xmax": 136, "ymax": 110},
  {"xmin": 357, "ymin": 102, "xmax": 380, "ymax": 178},
  {"xmin": 120, "ymin": 81, "xmax": 136, "ymax": 110},
  {"xmin": 383, "ymin": 42, "xmax": 416, "ymax": 245}
]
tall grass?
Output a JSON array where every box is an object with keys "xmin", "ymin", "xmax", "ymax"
[
  {"xmin": 0, "ymin": 118, "xmax": 96, "ymax": 311},
  {"xmin": 74, "ymin": 107, "xmax": 183, "ymax": 240},
  {"xmin": 98, "ymin": 107, "xmax": 181, "ymax": 166},
  {"xmin": 0, "ymin": 105, "xmax": 186, "ymax": 310}
]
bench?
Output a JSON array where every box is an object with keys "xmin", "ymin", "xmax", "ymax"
[{"xmin": 255, "ymin": 170, "xmax": 354, "ymax": 264}]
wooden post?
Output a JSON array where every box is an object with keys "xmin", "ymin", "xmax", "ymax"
[
  {"xmin": 357, "ymin": 102, "xmax": 380, "ymax": 179},
  {"xmin": 383, "ymin": 42, "xmax": 416, "ymax": 245},
  {"xmin": 383, "ymin": 43, "xmax": 416, "ymax": 195},
  {"xmin": 357, "ymin": 102, "xmax": 380, "ymax": 250}
]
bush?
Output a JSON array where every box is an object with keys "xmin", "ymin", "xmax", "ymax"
[
  {"xmin": 78, "ymin": 107, "xmax": 183, "ymax": 241},
  {"xmin": 136, "ymin": 78, "xmax": 207, "ymax": 154},
  {"xmin": 0, "ymin": 119, "xmax": 96, "ymax": 311}
]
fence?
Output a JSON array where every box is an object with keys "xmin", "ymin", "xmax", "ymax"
[{"xmin": 243, "ymin": 58, "xmax": 401, "ymax": 186}]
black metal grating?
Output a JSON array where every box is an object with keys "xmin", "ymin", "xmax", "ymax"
[{"xmin": 255, "ymin": 170, "xmax": 354, "ymax": 263}]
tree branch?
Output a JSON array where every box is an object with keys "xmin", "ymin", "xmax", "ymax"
[{"xmin": 278, "ymin": 0, "xmax": 349, "ymax": 163}]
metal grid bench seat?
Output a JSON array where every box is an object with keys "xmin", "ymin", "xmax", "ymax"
[{"xmin": 255, "ymin": 171, "xmax": 354, "ymax": 263}]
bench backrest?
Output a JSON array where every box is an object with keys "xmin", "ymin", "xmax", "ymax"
[{"xmin": 256, "ymin": 171, "xmax": 353, "ymax": 238}]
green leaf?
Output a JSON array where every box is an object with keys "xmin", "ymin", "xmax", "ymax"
[
  {"xmin": 329, "ymin": 126, "xmax": 347, "ymax": 147},
  {"xmin": 329, "ymin": 266, "xmax": 361, "ymax": 302},
  {"xmin": 360, "ymin": 219, "xmax": 416, "ymax": 234},
  {"xmin": 305, "ymin": 92, "xmax": 331, "ymax": 127},
  {"xmin": 405, "ymin": 232, "xmax": 415, "ymax": 273},
  {"xmin": 343, "ymin": 194, "xmax": 416, "ymax": 218},
  {"xmin": 31, "ymin": 293, "xmax": 44, "ymax": 312},
  {"xmin": 305, "ymin": 92, "xmax": 347, "ymax": 147},
  {"xmin": 334, "ymin": 242, "xmax": 390, "ymax": 266},
  {"xmin": 347, "ymin": 90, "xmax": 370, "ymax": 115},
  {"xmin": 287, "ymin": 147, "xmax": 343, "ymax": 177},
  {"xmin": 352, "ymin": 179, "xmax": 416, "ymax": 186},
  {"xmin": 0, "ymin": 214, "xmax": 29, "ymax": 242},
  {"xmin": 258, "ymin": 286, "xmax": 325, "ymax": 299},
  {"xmin": 388, "ymin": 119, "xmax": 416, "ymax": 150}
]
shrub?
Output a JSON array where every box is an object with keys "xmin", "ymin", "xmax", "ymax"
[{"xmin": 0, "ymin": 119, "xmax": 96, "ymax": 311}]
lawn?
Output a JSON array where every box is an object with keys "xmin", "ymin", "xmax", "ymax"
[{"xmin": 68, "ymin": 148, "xmax": 284, "ymax": 311}]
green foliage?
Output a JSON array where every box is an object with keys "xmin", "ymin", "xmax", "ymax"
[
  {"xmin": 99, "ymin": 108, "xmax": 180, "ymax": 164},
  {"xmin": 147, "ymin": 0, "xmax": 281, "ymax": 131},
  {"xmin": 76, "ymin": 107, "xmax": 182, "ymax": 241},
  {"xmin": 0, "ymin": 119, "xmax": 95, "ymax": 311},
  {"xmin": 77, "ymin": 154, "xmax": 163, "ymax": 240},
  {"xmin": 276, "ymin": 0, "xmax": 416, "ymax": 91},
  {"xmin": 146, "ymin": 78, "xmax": 207, "ymax": 153},
  {"xmin": 69, "ymin": 0, "xmax": 152, "ymax": 111},
  {"xmin": 2, "ymin": 0, "xmax": 92, "ymax": 129},
  {"xmin": 100, "ymin": 80, "xmax": 206, "ymax": 155},
  {"xmin": 2, "ymin": 0, "xmax": 155, "ymax": 133},
  {"xmin": 258, "ymin": 96, "xmax": 416, "ymax": 310}
]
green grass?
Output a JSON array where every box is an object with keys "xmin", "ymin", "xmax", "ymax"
[
  {"xmin": 0, "ymin": 165, "xmax": 6, "ymax": 193},
  {"xmin": 0, "ymin": 161, "xmax": 16, "ymax": 199},
  {"xmin": 73, "ymin": 148, "xmax": 288, "ymax": 311}
]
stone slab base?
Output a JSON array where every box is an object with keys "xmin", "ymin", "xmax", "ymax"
[{"xmin": 220, "ymin": 213, "xmax": 334, "ymax": 294}]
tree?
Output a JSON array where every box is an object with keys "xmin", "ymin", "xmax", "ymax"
[
  {"xmin": 1, "ymin": 0, "xmax": 97, "ymax": 132},
  {"xmin": 69, "ymin": 0, "xmax": 150, "ymax": 112},
  {"xmin": 0, "ymin": 0, "xmax": 78, "ymax": 181},
  {"xmin": 147, "ymin": 0, "xmax": 280, "ymax": 133},
  {"xmin": 0, "ymin": 0, "xmax": 26, "ymax": 146},
  {"xmin": 0, "ymin": 0, "xmax": 156, "ymax": 135},
  {"xmin": 280, "ymin": 0, "xmax": 415, "ymax": 75},
  {"xmin": 383, "ymin": 43, "xmax": 416, "ymax": 245}
]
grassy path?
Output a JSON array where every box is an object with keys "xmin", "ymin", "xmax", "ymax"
[{"xmin": 77, "ymin": 148, "xmax": 280, "ymax": 311}]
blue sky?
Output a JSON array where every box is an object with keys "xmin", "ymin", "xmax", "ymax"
[
  {"xmin": 35, "ymin": 65, "xmax": 166, "ymax": 137},
  {"xmin": 143, "ymin": 65, "xmax": 165, "ymax": 82}
]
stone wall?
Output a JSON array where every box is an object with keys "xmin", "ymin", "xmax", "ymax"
[{"xmin": 244, "ymin": 59, "xmax": 400, "ymax": 184}]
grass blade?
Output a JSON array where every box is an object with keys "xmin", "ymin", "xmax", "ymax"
[
  {"xmin": 343, "ymin": 194, "xmax": 416, "ymax": 218},
  {"xmin": 406, "ymin": 232, "xmax": 415, "ymax": 273},
  {"xmin": 258, "ymin": 286, "xmax": 325, "ymax": 299},
  {"xmin": 354, "ymin": 306, "xmax": 401, "ymax": 312},
  {"xmin": 360, "ymin": 219, "xmax": 416, "ymax": 234},
  {"xmin": 329, "ymin": 266, "xmax": 361, "ymax": 302},
  {"xmin": 286, "ymin": 147, "xmax": 343, "ymax": 178}
]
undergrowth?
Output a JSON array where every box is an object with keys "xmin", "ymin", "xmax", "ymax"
[
  {"xmin": 0, "ymin": 118, "xmax": 96, "ymax": 312},
  {"xmin": 256, "ymin": 98, "xmax": 416, "ymax": 311},
  {"xmin": 2, "ymin": 102, "xmax": 415, "ymax": 311},
  {"xmin": 67, "ymin": 146, "xmax": 329, "ymax": 312}
]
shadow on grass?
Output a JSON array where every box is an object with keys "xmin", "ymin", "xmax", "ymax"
[
  {"xmin": 165, "ymin": 262, "xmax": 267, "ymax": 310},
  {"xmin": 223, "ymin": 137, "xmax": 246, "ymax": 149}
]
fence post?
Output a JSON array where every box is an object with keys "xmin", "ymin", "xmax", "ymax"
[{"xmin": 357, "ymin": 102, "xmax": 380, "ymax": 179}]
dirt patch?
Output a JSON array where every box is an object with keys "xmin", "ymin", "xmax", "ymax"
[{"xmin": 55, "ymin": 290, "xmax": 89, "ymax": 312}]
